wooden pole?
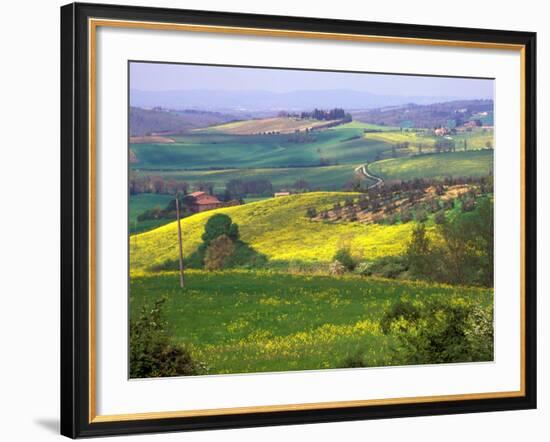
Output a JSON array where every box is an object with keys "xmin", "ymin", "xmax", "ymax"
[{"xmin": 175, "ymin": 193, "xmax": 185, "ymax": 289}]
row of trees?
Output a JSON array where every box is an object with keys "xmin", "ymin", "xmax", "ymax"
[
  {"xmin": 299, "ymin": 108, "xmax": 352, "ymax": 122},
  {"xmin": 129, "ymin": 175, "xmax": 190, "ymax": 195},
  {"xmin": 307, "ymin": 176, "xmax": 493, "ymax": 222},
  {"xmin": 323, "ymin": 195, "xmax": 493, "ymax": 288},
  {"xmin": 224, "ymin": 178, "xmax": 273, "ymax": 199}
]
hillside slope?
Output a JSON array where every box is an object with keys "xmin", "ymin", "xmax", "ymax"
[
  {"xmin": 369, "ymin": 150, "xmax": 493, "ymax": 181},
  {"xmin": 130, "ymin": 122, "xmax": 396, "ymax": 170},
  {"xmin": 197, "ymin": 117, "xmax": 340, "ymax": 135},
  {"xmin": 130, "ymin": 192, "xmax": 414, "ymax": 270}
]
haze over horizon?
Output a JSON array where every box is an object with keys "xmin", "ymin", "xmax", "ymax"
[{"xmin": 130, "ymin": 61, "xmax": 494, "ymax": 111}]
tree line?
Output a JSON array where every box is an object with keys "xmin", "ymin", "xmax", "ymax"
[{"xmin": 299, "ymin": 108, "xmax": 352, "ymax": 122}]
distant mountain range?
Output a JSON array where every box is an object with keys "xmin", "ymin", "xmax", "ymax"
[{"xmin": 130, "ymin": 89, "xmax": 477, "ymax": 111}]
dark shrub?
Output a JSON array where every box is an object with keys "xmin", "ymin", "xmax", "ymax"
[
  {"xmin": 130, "ymin": 297, "xmax": 206, "ymax": 378},
  {"xmin": 380, "ymin": 301, "xmax": 421, "ymax": 334},
  {"xmin": 369, "ymin": 256, "xmax": 408, "ymax": 279},
  {"xmin": 381, "ymin": 299, "xmax": 493, "ymax": 365},
  {"xmin": 333, "ymin": 248, "xmax": 355, "ymax": 271}
]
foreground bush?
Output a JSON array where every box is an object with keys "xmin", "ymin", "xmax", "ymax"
[
  {"xmin": 355, "ymin": 256, "xmax": 408, "ymax": 279},
  {"xmin": 380, "ymin": 299, "xmax": 494, "ymax": 365},
  {"xmin": 333, "ymin": 248, "xmax": 356, "ymax": 271},
  {"xmin": 130, "ymin": 297, "xmax": 207, "ymax": 378}
]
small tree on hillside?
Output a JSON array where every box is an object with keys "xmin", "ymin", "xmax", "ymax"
[
  {"xmin": 201, "ymin": 214, "xmax": 239, "ymax": 245},
  {"xmin": 204, "ymin": 235, "xmax": 235, "ymax": 270}
]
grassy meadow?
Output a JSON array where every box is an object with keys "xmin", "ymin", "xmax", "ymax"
[{"xmin": 131, "ymin": 270, "xmax": 493, "ymax": 374}]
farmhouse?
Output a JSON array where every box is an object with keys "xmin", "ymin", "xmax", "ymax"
[
  {"xmin": 274, "ymin": 192, "xmax": 291, "ymax": 198},
  {"xmin": 188, "ymin": 191, "xmax": 223, "ymax": 213}
]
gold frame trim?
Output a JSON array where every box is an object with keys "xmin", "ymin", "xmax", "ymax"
[{"xmin": 88, "ymin": 18, "xmax": 527, "ymax": 424}]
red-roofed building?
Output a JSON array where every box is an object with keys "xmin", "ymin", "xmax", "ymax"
[{"xmin": 188, "ymin": 191, "xmax": 223, "ymax": 213}]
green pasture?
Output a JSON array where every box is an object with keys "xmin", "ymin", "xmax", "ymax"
[
  {"xmin": 130, "ymin": 270, "xmax": 493, "ymax": 374},
  {"xmin": 133, "ymin": 164, "xmax": 372, "ymax": 193},
  {"xmin": 369, "ymin": 150, "xmax": 493, "ymax": 181},
  {"xmin": 130, "ymin": 123, "xmax": 396, "ymax": 170}
]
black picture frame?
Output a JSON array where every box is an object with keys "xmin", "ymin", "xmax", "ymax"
[{"xmin": 61, "ymin": 2, "xmax": 537, "ymax": 438}]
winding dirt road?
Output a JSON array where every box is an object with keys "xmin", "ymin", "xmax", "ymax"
[{"xmin": 355, "ymin": 163, "xmax": 383, "ymax": 189}]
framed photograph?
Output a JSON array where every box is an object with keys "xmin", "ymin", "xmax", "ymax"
[{"xmin": 60, "ymin": 2, "xmax": 536, "ymax": 438}]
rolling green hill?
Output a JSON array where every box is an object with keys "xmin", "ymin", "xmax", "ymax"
[
  {"xmin": 369, "ymin": 150, "xmax": 493, "ymax": 181},
  {"xmin": 130, "ymin": 192, "xmax": 414, "ymax": 271},
  {"xmin": 130, "ymin": 122, "xmax": 395, "ymax": 170}
]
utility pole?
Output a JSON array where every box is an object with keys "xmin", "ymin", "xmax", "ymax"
[{"xmin": 175, "ymin": 193, "xmax": 185, "ymax": 289}]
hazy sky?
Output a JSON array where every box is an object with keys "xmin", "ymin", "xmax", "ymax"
[{"xmin": 130, "ymin": 62, "xmax": 493, "ymax": 99}]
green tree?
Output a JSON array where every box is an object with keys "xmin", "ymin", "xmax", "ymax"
[
  {"xmin": 406, "ymin": 224, "xmax": 432, "ymax": 278},
  {"xmin": 201, "ymin": 214, "xmax": 239, "ymax": 245},
  {"xmin": 204, "ymin": 235, "xmax": 235, "ymax": 270}
]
